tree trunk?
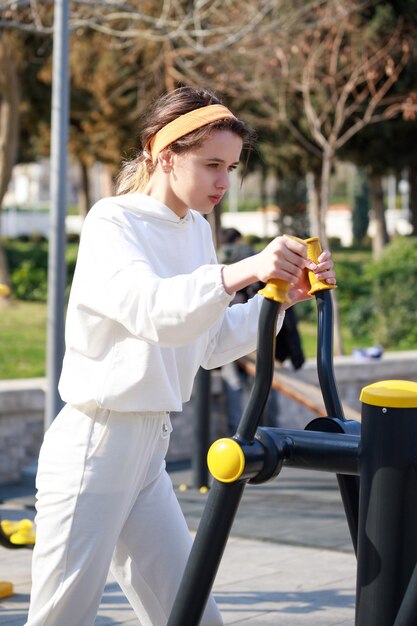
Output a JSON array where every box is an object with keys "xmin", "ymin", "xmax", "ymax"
[
  {"xmin": 370, "ymin": 173, "xmax": 389, "ymax": 259},
  {"xmin": 0, "ymin": 34, "xmax": 20, "ymax": 301},
  {"xmin": 0, "ymin": 34, "xmax": 19, "ymax": 206},
  {"xmin": 306, "ymin": 171, "xmax": 321, "ymax": 239},
  {"xmin": 408, "ymin": 165, "xmax": 417, "ymax": 237},
  {"xmin": 319, "ymin": 149, "xmax": 344, "ymax": 354},
  {"xmin": 319, "ymin": 149, "xmax": 332, "ymax": 250},
  {"xmin": 260, "ymin": 162, "xmax": 268, "ymax": 208},
  {"xmin": 78, "ymin": 160, "xmax": 90, "ymax": 217}
]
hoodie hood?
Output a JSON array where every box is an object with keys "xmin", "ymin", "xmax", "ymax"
[{"xmin": 102, "ymin": 192, "xmax": 194, "ymax": 225}]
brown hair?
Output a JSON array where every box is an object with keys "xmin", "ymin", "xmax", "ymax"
[{"xmin": 115, "ymin": 86, "xmax": 255, "ymax": 195}]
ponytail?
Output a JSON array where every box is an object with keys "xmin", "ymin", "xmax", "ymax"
[{"xmin": 115, "ymin": 155, "xmax": 154, "ymax": 195}]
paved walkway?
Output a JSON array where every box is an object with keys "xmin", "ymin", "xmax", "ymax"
[{"xmin": 0, "ymin": 465, "xmax": 357, "ymax": 625}]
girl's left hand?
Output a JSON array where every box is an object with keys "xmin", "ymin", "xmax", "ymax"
[{"xmin": 284, "ymin": 249, "xmax": 336, "ymax": 308}]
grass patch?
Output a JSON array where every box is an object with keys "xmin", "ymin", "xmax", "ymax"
[{"xmin": 0, "ymin": 301, "xmax": 47, "ymax": 379}]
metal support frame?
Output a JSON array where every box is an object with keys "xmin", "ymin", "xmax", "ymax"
[{"xmin": 168, "ymin": 238, "xmax": 417, "ymax": 625}]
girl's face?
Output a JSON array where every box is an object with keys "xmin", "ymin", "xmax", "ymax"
[{"xmin": 153, "ymin": 130, "xmax": 243, "ymax": 218}]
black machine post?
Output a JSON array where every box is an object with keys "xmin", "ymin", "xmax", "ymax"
[{"xmin": 356, "ymin": 382, "xmax": 417, "ymax": 626}]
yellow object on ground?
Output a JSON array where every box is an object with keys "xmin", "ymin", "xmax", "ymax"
[
  {"xmin": 1, "ymin": 519, "xmax": 36, "ymax": 545},
  {"xmin": 0, "ymin": 581, "xmax": 13, "ymax": 599}
]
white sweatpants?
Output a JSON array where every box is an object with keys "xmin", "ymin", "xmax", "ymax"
[{"xmin": 25, "ymin": 403, "xmax": 223, "ymax": 626}]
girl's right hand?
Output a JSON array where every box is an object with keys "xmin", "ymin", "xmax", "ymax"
[
  {"xmin": 254, "ymin": 236, "xmax": 308, "ymax": 284},
  {"xmin": 222, "ymin": 235, "xmax": 309, "ymax": 296}
]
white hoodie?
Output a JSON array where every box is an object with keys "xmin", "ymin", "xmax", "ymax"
[{"xmin": 58, "ymin": 193, "xmax": 284, "ymax": 412}]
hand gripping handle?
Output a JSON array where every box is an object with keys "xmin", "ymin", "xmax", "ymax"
[
  {"xmin": 304, "ymin": 237, "xmax": 336, "ymax": 295},
  {"xmin": 258, "ymin": 235, "xmax": 306, "ymax": 303}
]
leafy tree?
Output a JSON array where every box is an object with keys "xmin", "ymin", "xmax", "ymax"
[
  {"xmin": 340, "ymin": 1, "xmax": 417, "ymax": 256},
  {"xmin": 0, "ymin": 31, "xmax": 24, "ymax": 295}
]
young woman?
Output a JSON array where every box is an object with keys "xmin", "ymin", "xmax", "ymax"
[{"xmin": 25, "ymin": 86, "xmax": 336, "ymax": 626}]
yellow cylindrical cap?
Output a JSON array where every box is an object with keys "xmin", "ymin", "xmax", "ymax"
[
  {"xmin": 207, "ymin": 438, "xmax": 245, "ymax": 483},
  {"xmin": 304, "ymin": 237, "xmax": 335, "ymax": 295},
  {"xmin": 0, "ymin": 283, "xmax": 11, "ymax": 297},
  {"xmin": 360, "ymin": 380, "xmax": 417, "ymax": 408}
]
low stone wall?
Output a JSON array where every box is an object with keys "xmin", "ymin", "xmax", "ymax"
[
  {"xmin": 1, "ymin": 351, "xmax": 417, "ymax": 484},
  {"xmin": 297, "ymin": 350, "xmax": 417, "ymax": 414},
  {"xmin": 0, "ymin": 378, "xmax": 46, "ymax": 484}
]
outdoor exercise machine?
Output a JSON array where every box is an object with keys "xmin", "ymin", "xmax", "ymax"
[{"xmin": 168, "ymin": 236, "xmax": 417, "ymax": 626}]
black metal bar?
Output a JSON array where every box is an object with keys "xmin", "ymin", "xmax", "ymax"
[
  {"xmin": 315, "ymin": 290, "xmax": 360, "ymax": 553},
  {"xmin": 316, "ymin": 291, "xmax": 345, "ymax": 419},
  {"xmin": 168, "ymin": 297, "xmax": 283, "ymax": 626},
  {"xmin": 167, "ymin": 479, "xmax": 246, "ymax": 626},
  {"xmin": 261, "ymin": 428, "xmax": 360, "ymax": 476},
  {"xmin": 192, "ymin": 367, "xmax": 211, "ymax": 489},
  {"xmin": 356, "ymin": 403, "xmax": 417, "ymax": 625},
  {"xmin": 236, "ymin": 298, "xmax": 281, "ymax": 442}
]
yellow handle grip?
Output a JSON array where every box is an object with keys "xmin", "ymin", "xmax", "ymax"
[
  {"xmin": 258, "ymin": 279, "xmax": 291, "ymax": 303},
  {"xmin": 304, "ymin": 237, "xmax": 335, "ymax": 295},
  {"xmin": 258, "ymin": 235, "xmax": 306, "ymax": 303}
]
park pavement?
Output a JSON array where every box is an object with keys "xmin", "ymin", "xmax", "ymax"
[{"xmin": 0, "ymin": 463, "xmax": 356, "ymax": 625}]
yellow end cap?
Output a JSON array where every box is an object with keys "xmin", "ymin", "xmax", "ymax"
[
  {"xmin": 258, "ymin": 281, "xmax": 290, "ymax": 303},
  {"xmin": 207, "ymin": 438, "xmax": 245, "ymax": 483},
  {"xmin": 360, "ymin": 380, "xmax": 417, "ymax": 408},
  {"xmin": 0, "ymin": 284, "xmax": 11, "ymax": 297}
]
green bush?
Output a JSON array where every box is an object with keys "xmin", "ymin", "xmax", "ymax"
[
  {"xmin": 363, "ymin": 237, "xmax": 417, "ymax": 349},
  {"xmin": 335, "ymin": 258, "xmax": 373, "ymax": 329},
  {"xmin": 12, "ymin": 260, "xmax": 48, "ymax": 301},
  {"xmin": 296, "ymin": 252, "xmax": 373, "ymax": 329},
  {"xmin": 2, "ymin": 238, "xmax": 79, "ymax": 302}
]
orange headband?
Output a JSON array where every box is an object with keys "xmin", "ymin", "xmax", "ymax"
[{"xmin": 148, "ymin": 104, "xmax": 236, "ymax": 163}]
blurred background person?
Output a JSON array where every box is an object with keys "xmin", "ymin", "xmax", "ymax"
[{"xmin": 218, "ymin": 227, "xmax": 305, "ymax": 432}]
